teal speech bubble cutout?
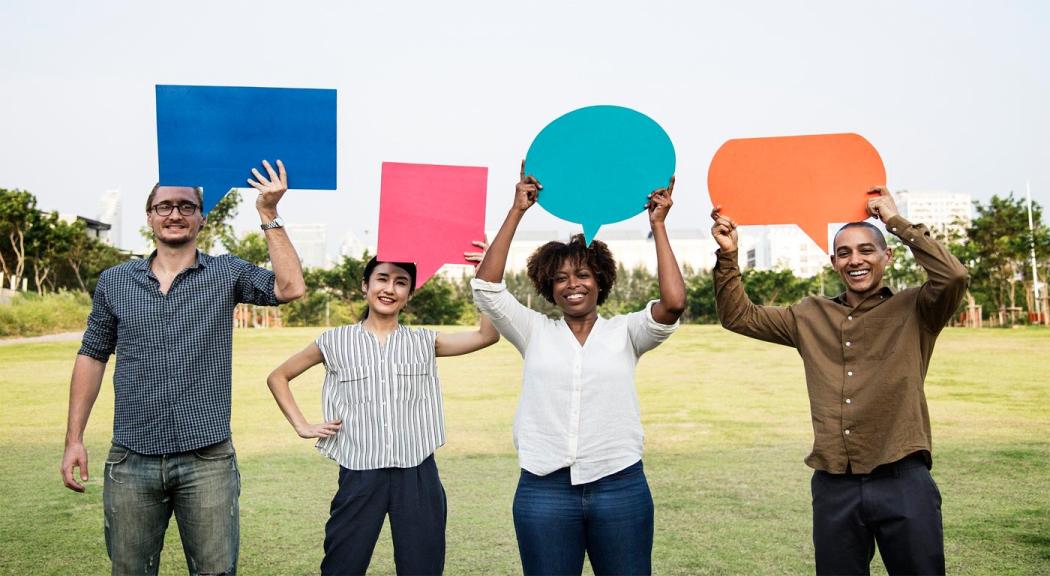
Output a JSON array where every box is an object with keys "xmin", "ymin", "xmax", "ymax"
[{"xmin": 525, "ymin": 105, "xmax": 676, "ymax": 244}]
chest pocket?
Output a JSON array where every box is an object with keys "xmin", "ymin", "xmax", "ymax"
[
  {"xmin": 862, "ymin": 313, "xmax": 909, "ymax": 360},
  {"xmin": 394, "ymin": 362, "xmax": 431, "ymax": 402},
  {"xmin": 330, "ymin": 365, "xmax": 372, "ymax": 406}
]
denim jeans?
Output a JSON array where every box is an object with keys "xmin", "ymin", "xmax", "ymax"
[
  {"xmin": 513, "ymin": 460, "xmax": 654, "ymax": 576},
  {"xmin": 103, "ymin": 439, "xmax": 240, "ymax": 576}
]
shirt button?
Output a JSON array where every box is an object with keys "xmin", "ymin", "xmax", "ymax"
[
  {"xmin": 892, "ymin": 227, "xmax": 898, "ymax": 232},
  {"xmin": 844, "ymin": 429, "xmax": 851, "ymax": 435},
  {"xmin": 847, "ymin": 371, "xmax": 854, "ymax": 376},
  {"xmin": 845, "ymin": 341, "xmax": 852, "ymax": 347},
  {"xmin": 845, "ymin": 398, "xmax": 852, "ymax": 404},
  {"xmin": 847, "ymin": 315, "xmax": 853, "ymax": 321}
]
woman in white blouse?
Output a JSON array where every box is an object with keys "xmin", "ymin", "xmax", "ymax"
[{"xmin": 472, "ymin": 163, "xmax": 685, "ymax": 575}]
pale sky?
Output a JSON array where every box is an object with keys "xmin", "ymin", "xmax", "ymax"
[{"xmin": 2, "ymin": 1, "xmax": 1047, "ymax": 255}]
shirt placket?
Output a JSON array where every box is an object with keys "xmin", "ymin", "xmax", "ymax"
[
  {"xmin": 380, "ymin": 338, "xmax": 394, "ymax": 467},
  {"xmin": 840, "ymin": 308, "xmax": 859, "ymax": 465},
  {"xmin": 566, "ymin": 349, "xmax": 583, "ymax": 468}
]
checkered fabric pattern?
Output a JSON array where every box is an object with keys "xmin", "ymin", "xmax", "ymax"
[{"xmin": 79, "ymin": 251, "xmax": 278, "ymax": 455}]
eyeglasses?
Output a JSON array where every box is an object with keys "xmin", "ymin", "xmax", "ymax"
[{"xmin": 150, "ymin": 203, "xmax": 199, "ymax": 216}]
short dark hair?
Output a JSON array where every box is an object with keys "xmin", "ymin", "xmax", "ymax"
[
  {"xmin": 526, "ymin": 234, "xmax": 617, "ymax": 306},
  {"xmin": 146, "ymin": 184, "xmax": 204, "ymax": 212},
  {"xmin": 833, "ymin": 221, "xmax": 887, "ymax": 251},
  {"xmin": 362, "ymin": 257, "xmax": 417, "ymax": 294}
]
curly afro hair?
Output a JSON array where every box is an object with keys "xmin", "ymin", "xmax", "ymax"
[{"xmin": 526, "ymin": 234, "xmax": 617, "ymax": 306}]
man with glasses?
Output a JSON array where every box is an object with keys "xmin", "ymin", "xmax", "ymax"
[{"xmin": 60, "ymin": 160, "xmax": 306, "ymax": 575}]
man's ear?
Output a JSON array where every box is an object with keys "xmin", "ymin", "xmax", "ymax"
[{"xmin": 884, "ymin": 247, "xmax": 893, "ymax": 264}]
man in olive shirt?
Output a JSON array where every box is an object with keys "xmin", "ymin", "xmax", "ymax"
[{"xmin": 710, "ymin": 187, "xmax": 968, "ymax": 575}]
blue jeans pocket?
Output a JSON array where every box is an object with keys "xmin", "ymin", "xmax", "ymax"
[{"xmin": 192, "ymin": 439, "xmax": 236, "ymax": 460}]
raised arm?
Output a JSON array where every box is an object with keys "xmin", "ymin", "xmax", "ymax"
[
  {"xmin": 711, "ymin": 207, "xmax": 798, "ymax": 346},
  {"xmin": 266, "ymin": 343, "xmax": 341, "ymax": 439},
  {"xmin": 438, "ymin": 240, "xmax": 501, "ymax": 356},
  {"xmin": 867, "ymin": 186, "xmax": 968, "ymax": 329},
  {"xmin": 248, "ymin": 159, "xmax": 306, "ymax": 303},
  {"xmin": 647, "ymin": 177, "xmax": 686, "ymax": 324},
  {"xmin": 475, "ymin": 160, "xmax": 540, "ymax": 283},
  {"xmin": 60, "ymin": 355, "xmax": 106, "ymax": 492}
]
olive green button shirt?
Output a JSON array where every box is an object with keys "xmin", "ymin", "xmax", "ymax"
[{"xmin": 714, "ymin": 215, "xmax": 969, "ymax": 474}]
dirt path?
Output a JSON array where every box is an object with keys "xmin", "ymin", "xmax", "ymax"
[{"xmin": 0, "ymin": 331, "xmax": 84, "ymax": 346}]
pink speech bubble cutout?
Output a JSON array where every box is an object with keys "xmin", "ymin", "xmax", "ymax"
[{"xmin": 377, "ymin": 162, "xmax": 488, "ymax": 288}]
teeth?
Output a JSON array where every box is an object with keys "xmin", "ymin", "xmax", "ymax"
[{"xmin": 848, "ymin": 270, "xmax": 868, "ymax": 277}]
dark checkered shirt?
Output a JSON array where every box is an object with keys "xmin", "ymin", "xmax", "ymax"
[{"xmin": 78, "ymin": 251, "xmax": 278, "ymax": 455}]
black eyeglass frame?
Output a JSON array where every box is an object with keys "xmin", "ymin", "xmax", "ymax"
[{"xmin": 150, "ymin": 202, "xmax": 200, "ymax": 217}]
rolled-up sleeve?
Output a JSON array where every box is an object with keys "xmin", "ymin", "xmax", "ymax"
[
  {"xmin": 78, "ymin": 271, "xmax": 117, "ymax": 361},
  {"xmin": 627, "ymin": 300, "xmax": 680, "ymax": 356},
  {"xmin": 230, "ymin": 256, "xmax": 279, "ymax": 306},
  {"xmin": 470, "ymin": 278, "xmax": 541, "ymax": 355}
]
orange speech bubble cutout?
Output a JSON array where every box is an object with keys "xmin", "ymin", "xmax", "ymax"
[{"xmin": 707, "ymin": 133, "xmax": 885, "ymax": 253}]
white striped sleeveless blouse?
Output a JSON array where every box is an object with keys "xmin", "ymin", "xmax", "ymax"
[{"xmin": 314, "ymin": 323, "xmax": 445, "ymax": 470}]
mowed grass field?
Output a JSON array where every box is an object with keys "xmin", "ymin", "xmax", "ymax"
[{"xmin": 1, "ymin": 325, "xmax": 1048, "ymax": 575}]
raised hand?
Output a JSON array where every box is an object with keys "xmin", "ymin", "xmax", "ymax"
[
  {"xmin": 514, "ymin": 159, "xmax": 541, "ymax": 213},
  {"xmin": 247, "ymin": 159, "xmax": 288, "ymax": 215},
  {"xmin": 866, "ymin": 185, "xmax": 899, "ymax": 222},
  {"xmin": 647, "ymin": 176, "xmax": 675, "ymax": 226},
  {"xmin": 710, "ymin": 206, "xmax": 739, "ymax": 252},
  {"xmin": 464, "ymin": 238, "xmax": 489, "ymax": 267}
]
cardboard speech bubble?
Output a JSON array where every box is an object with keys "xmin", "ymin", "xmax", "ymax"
[
  {"xmin": 707, "ymin": 133, "xmax": 885, "ymax": 253},
  {"xmin": 525, "ymin": 105, "xmax": 676, "ymax": 244},
  {"xmin": 376, "ymin": 162, "xmax": 488, "ymax": 288},
  {"xmin": 156, "ymin": 85, "xmax": 337, "ymax": 214}
]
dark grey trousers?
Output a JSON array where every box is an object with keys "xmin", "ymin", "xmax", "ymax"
[
  {"xmin": 321, "ymin": 454, "xmax": 446, "ymax": 576},
  {"xmin": 811, "ymin": 453, "xmax": 945, "ymax": 575}
]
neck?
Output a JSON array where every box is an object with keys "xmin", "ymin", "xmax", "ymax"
[
  {"xmin": 151, "ymin": 242, "xmax": 198, "ymax": 274},
  {"xmin": 563, "ymin": 310, "xmax": 599, "ymax": 332},
  {"xmin": 363, "ymin": 312, "xmax": 399, "ymax": 335},
  {"xmin": 845, "ymin": 283, "xmax": 883, "ymax": 307}
]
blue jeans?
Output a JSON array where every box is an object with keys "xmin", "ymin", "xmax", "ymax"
[
  {"xmin": 103, "ymin": 439, "xmax": 240, "ymax": 576},
  {"xmin": 513, "ymin": 460, "xmax": 654, "ymax": 576}
]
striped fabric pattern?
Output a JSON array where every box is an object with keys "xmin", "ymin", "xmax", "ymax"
[{"xmin": 314, "ymin": 324, "xmax": 445, "ymax": 470}]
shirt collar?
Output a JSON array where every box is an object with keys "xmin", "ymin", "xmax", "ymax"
[
  {"xmin": 136, "ymin": 249, "xmax": 208, "ymax": 274},
  {"xmin": 831, "ymin": 285, "xmax": 895, "ymax": 307}
]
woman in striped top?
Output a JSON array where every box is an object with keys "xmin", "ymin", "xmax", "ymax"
[{"xmin": 267, "ymin": 254, "xmax": 499, "ymax": 576}]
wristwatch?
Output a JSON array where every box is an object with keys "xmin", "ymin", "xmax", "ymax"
[{"xmin": 260, "ymin": 216, "xmax": 285, "ymax": 231}]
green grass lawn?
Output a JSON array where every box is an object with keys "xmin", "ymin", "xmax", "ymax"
[{"xmin": 1, "ymin": 325, "xmax": 1048, "ymax": 574}]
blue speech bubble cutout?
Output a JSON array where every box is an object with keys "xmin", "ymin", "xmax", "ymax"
[
  {"xmin": 156, "ymin": 85, "xmax": 337, "ymax": 214},
  {"xmin": 525, "ymin": 105, "xmax": 675, "ymax": 244}
]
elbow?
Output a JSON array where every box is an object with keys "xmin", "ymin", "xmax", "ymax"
[
  {"xmin": 484, "ymin": 331, "xmax": 501, "ymax": 347},
  {"xmin": 266, "ymin": 370, "xmax": 283, "ymax": 392},
  {"xmin": 278, "ymin": 283, "xmax": 306, "ymax": 303}
]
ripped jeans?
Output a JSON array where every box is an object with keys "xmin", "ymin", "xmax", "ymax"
[{"xmin": 103, "ymin": 439, "xmax": 240, "ymax": 576}]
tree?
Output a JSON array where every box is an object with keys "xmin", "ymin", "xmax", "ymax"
[
  {"xmin": 0, "ymin": 189, "xmax": 38, "ymax": 289},
  {"xmin": 223, "ymin": 230, "xmax": 269, "ymax": 266},
  {"xmin": 961, "ymin": 193, "xmax": 1050, "ymax": 319},
  {"xmin": 26, "ymin": 210, "xmax": 63, "ymax": 294},
  {"xmin": 741, "ymin": 268, "xmax": 810, "ymax": 306},
  {"xmin": 405, "ymin": 276, "xmax": 466, "ymax": 325}
]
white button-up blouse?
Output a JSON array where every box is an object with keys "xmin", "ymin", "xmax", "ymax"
[{"xmin": 471, "ymin": 278, "xmax": 679, "ymax": 485}]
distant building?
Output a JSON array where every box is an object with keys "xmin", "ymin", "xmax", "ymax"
[
  {"xmin": 896, "ymin": 189, "xmax": 972, "ymax": 237},
  {"xmin": 286, "ymin": 223, "xmax": 328, "ymax": 269},
  {"xmin": 58, "ymin": 213, "xmax": 112, "ymax": 241},
  {"xmin": 339, "ymin": 229, "xmax": 373, "ymax": 260},
  {"xmin": 742, "ymin": 225, "xmax": 830, "ymax": 278},
  {"xmin": 97, "ymin": 189, "xmax": 122, "ymax": 247}
]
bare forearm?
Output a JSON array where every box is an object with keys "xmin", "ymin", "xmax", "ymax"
[
  {"xmin": 66, "ymin": 355, "xmax": 105, "ymax": 445},
  {"xmin": 475, "ymin": 209, "xmax": 524, "ymax": 283},
  {"xmin": 266, "ymin": 374, "xmax": 311, "ymax": 432},
  {"xmin": 263, "ymin": 225, "xmax": 306, "ymax": 302},
  {"xmin": 652, "ymin": 223, "xmax": 686, "ymax": 320}
]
